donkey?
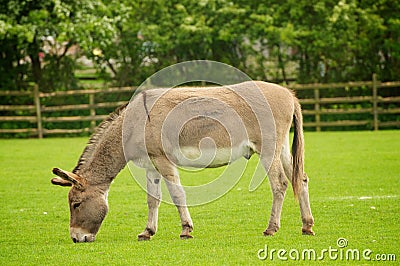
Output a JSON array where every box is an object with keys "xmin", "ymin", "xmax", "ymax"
[{"xmin": 51, "ymin": 81, "xmax": 314, "ymax": 243}]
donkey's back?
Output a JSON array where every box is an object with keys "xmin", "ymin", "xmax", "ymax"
[{"xmin": 133, "ymin": 81, "xmax": 296, "ymax": 166}]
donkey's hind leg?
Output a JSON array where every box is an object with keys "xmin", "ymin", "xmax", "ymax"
[
  {"xmin": 298, "ymin": 173, "xmax": 315, "ymax": 235},
  {"xmin": 138, "ymin": 169, "xmax": 162, "ymax": 241},
  {"xmin": 263, "ymin": 155, "xmax": 288, "ymax": 236},
  {"xmin": 153, "ymin": 157, "xmax": 194, "ymax": 239},
  {"xmin": 281, "ymin": 133, "xmax": 314, "ymax": 235}
]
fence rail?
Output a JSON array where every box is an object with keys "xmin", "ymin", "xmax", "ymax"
[
  {"xmin": 1, "ymin": 75, "xmax": 399, "ymax": 137},
  {"xmin": 289, "ymin": 75, "xmax": 400, "ymax": 131}
]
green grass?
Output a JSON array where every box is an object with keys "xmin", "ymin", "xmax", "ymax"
[{"xmin": 0, "ymin": 131, "xmax": 399, "ymax": 265}]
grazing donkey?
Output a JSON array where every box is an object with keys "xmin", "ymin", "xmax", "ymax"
[{"xmin": 51, "ymin": 81, "xmax": 314, "ymax": 243}]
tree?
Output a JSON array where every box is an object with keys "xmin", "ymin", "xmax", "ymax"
[
  {"xmin": 1, "ymin": 0, "xmax": 399, "ymax": 90},
  {"xmin": 0, "ymin": 0, "xmax": 117, "ymax": 91}
]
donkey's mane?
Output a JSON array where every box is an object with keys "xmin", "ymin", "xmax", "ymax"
[{"xmin": 73, "ymin": 103, "xmax": 128, "ymax": 174}]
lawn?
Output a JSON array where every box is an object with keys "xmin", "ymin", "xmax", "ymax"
[{"xmin": 0, "ymin": 131, "xmax": 399, "ymax": 265}]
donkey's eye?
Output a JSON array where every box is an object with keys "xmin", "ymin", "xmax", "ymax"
[{"xmin": 72, "ymin": 202, "xmax": 81, "ymax": 209}]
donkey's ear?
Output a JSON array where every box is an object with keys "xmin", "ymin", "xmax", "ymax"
[
  {"xmin": 51, "ymin": 177, "xmax": 72, "ymax": 187},
  {"xmin": 52, "ymin": 168, "xmax": 84, "ymax": 189}
]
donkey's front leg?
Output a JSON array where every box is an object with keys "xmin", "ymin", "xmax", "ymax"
[
  {"xmin": 165, "ymin": 177, "xmax": 194, "ymax": 239},
  {"xmin": 150, "ymin": 157, "xmax": 193, "ymax": 239},
  {"xmin": 138, "ymin": 170, "xmax": 162, "ymax": 241},
  {"xmin": 153, "ymin": 157, "xmax": 193, "ymax": 239}
]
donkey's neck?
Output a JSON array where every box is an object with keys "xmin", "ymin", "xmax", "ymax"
[{"xmin": 74, "ymin": 111, "xmax": 127, "ymax": 186}]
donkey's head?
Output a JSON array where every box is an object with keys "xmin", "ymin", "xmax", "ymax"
[{"xmin": 51, "ymin": 168, "xmax": 108, "ymax": 243}]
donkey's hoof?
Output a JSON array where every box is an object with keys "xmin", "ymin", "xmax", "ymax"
[
  {"xmin": 302, "ymin": 229, "xmax": 315, "ymax": 236},
  {"xmin": 180, "ymin": 234, "xmax": 193, "ymax": 240},
  {"xmin": 263, "ymin": 229, "xmax": 276, "ymax": 236},
  {"xmin": 138, "ymin": 234, "xmax": 151, "ymax": 241}
]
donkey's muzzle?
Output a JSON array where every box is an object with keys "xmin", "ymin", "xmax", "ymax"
[{"xmin": 70, "ymin": 227, "xmax": 96, "ymax": 243}]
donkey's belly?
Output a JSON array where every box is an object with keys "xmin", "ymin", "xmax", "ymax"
[{"xmin": 172, "ymin": 141, "xmax": 256, "ymax": 168}]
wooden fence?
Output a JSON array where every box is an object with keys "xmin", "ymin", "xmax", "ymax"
[
  {"xmin": 289, "ymin": 74, "xmax": 400, "ymax": 131},
  {"xmin": 1, "ymin": 75, "xmax": 399, "ymax": 138},
  {"xmin": 0, "ymin": 86, "xmax": 133, "ymax": 138}
]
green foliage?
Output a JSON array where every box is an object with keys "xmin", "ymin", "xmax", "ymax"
[
  {"xmin": 0, "ymin": 0, "xmax": 115, "ymax": 91},
  {"xmin": 40, "ymin": 54, "xmax": 79, "ymax": 92},
  {"xmin": 0, "ymin": 0, "xmax": 399, "ymax": 87},
  {"xmin": 0, "ymin": 131, "xmax": 399, "ymax": 264}
]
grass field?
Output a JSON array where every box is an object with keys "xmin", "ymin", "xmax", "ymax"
[{"xmin": 0, "ymin": 131, "xmax": 399, "ymax": 265}]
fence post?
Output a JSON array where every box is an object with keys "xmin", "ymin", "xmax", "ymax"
[
  {"xmin": 372, "ymin": 73, "xmax": 379, "ymax": 131},
  {"xmin": 314, "ymin": 88, "xmax": 321, "ymax": 132},
  {"xmin": 33, "ymin": 84, "xmax": 43, "ymax": 138},
  {"xmin": 89, "ymin": 94, "xmax": 96, "ymax": 132}
]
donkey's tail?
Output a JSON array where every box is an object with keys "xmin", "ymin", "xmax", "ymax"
[{"xmin": 292, "ymin": 98, "xmax": 305, "ymax": 200}]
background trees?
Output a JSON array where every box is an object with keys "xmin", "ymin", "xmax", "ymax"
[{"xmin": 0, "ymin": 0, "xmax": 399, "ymax": 91}]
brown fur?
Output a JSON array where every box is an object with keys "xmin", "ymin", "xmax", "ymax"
[
  {"xmin": 51, "ymin": 81, "xmax": 314, "ymax": 242},
  {"xmin": 292, "ymin": 98, "xmax": 305, "ymax": 199}
]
